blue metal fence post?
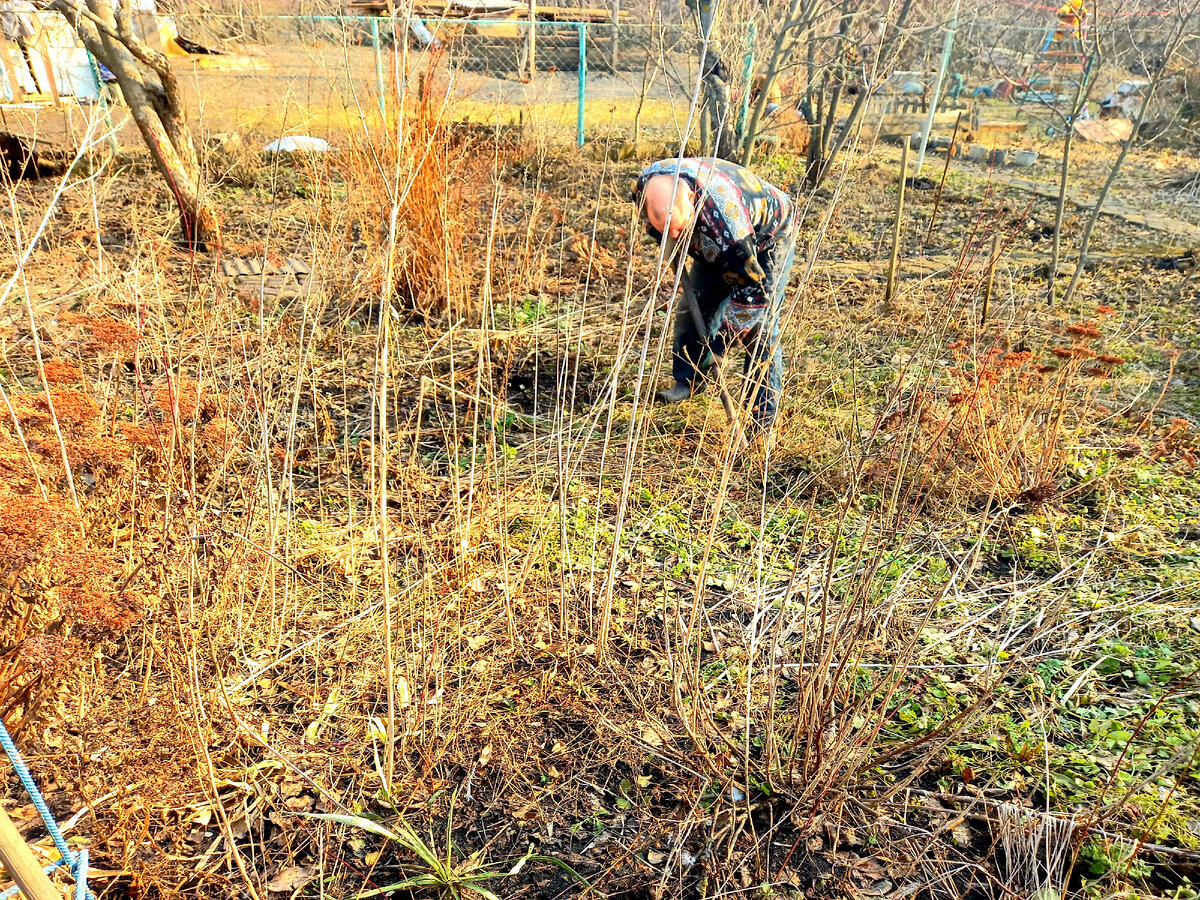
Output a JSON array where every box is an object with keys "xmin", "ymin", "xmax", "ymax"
[
  {"xmin": 577, "ymin": 23, "xmax": 587, "ymax": 147},
  {"xmin": 370, "ymin": 16, "xmax": 387, "ymax": 121},
  {"xmin": 738, "ymin": 23, "xmax": 755, "ymax": 141}
]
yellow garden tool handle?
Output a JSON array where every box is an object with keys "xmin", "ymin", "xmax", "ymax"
[{"xmin": 0, "ymin": 804, "xmax": 62, "ymax": 900}]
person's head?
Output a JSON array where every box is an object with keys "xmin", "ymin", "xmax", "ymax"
[{"xmin": 640, "ymin": 175, "xmax": 695, "ymax": 241}]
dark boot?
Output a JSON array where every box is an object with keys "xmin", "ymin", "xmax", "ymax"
[{"xmin": 656, "ymin": 381, "xmax": 702, "ymax": 404}]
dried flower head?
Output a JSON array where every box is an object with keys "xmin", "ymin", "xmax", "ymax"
[
  {"xmin": 42, "ymin": 359, "xmax": 83, "ymax": 385},
  {"xmin": 201, "ymin": 418, "xmax": 240, "ymax": 454},
  {"xmin": 0, "ymin": 444, "xmax": 37, "ymax": 487},
  {"xmin": 62, "ymin": 587, "xmax": 145, "ymax": 640},
  {"xmin": 0, "ymin": 492, "xmax": 68, "ymax": 572},
  {"xmin": 119, "ymin": 423, "xmax": 158, "ymax": 449},
  {"xmin": 13, "ymin": 388, "xmax": 98, "ymax": 436},
  {"xmin": 154, "ymin": 377, "xmax": 202, "ymax": 422},
  {"xmin": 87, "ymin": 317, "xmax": 140, "ymax": 353},
  {"xmin": 52, "ymin": 549, "xmax": 120, "ymax": 588},
  {"xmin": 1016, "ymin": 482, "xmax": 1057, "ymax": 506},
  {"xmin": 1066, "ymin": 322, "xmax": 1102, "ymax": 341},
  {"xmin": 1001, "ymin": 351, "xmax": 1034, "ymax": 368},
  {"xmin": 16, "ymin": 634, "xmax": 78, "ymax": 674},
  {"xmin": 71, "ymin": 436, "xmax": 132, "ymax": 471}
]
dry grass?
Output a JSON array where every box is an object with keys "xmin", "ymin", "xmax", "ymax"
[{"xmin": 0, "ymin": 31, "xmax": 1197, "ymax": 900}]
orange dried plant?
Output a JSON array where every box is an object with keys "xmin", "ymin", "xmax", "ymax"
[
  {"xmin": 87, "ymin": 317, "xmax": 140, "ymax": 354},
  {"xmin": 42, "ymin": 359, "xmax": 83, "ymax": 384}
]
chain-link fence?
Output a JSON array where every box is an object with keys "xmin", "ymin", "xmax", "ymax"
[
  {"xmin": 152, "ymin": 12, "xmax": 757, "ymax": 149},
  {"xmin": 8, "ymin": 4, "xmax": 1187, "ymax": 160}
]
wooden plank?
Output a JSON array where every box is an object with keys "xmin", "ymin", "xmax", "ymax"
[
  {"xmin": 34, "ymin": 30, "xmax": 59, "ymax": 107},
  {"xmin": 977, "ymin": 120, "xmax": 1029, "ymax": 134},
  {"xmin": 0, "ymin": 39, "xmax": 26, "ymax": 103}
]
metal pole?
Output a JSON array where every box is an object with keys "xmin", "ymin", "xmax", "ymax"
[
  {"xmin": 577, "ymin": 23, "xmax": 587, "ymax": 146},
  {"xmin": 915, "ymin": 0, "xmax": 959, "ymax": 175},
  {"xmin": 527, "ymin": 0, "xmax": 537, "ymax": 81},
  {"xmin": 370, "ymin": 17, "xmax": 386, "ymax": 121},
  {"xmin": 610, "ymin": 0, "xmax": 620, "ymax": 72}
]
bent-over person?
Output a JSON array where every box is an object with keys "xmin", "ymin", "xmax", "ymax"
[{"xmin": 632, "ymin": 157, "xmax": 797, "ymax": 435}]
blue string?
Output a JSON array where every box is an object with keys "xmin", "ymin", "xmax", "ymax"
[
  {"xmin": 0, "ymin": 857, "xmax": 68, "ymax": 900},
  {"xmin": 0, "ymin": 717, "xmax": 93, "ymax": 900}
]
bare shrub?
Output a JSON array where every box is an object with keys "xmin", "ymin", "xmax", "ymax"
[
  {"xmin": 0, "ymin": 315, "xmax": 245, "ymax": 729},
  {"xmin": 340, "ymin": 73, "xmax": 491, "ymax": 324},
  {"xmin": 862, "ymin": 319, "xmax": 1119, "ymax": 512}
]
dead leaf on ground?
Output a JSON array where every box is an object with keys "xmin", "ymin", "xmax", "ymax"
[
  {"xmin": 638, "ymin": 723, "xmax": 665, "ymax": 747},
  {"xmin": 265, "ymin": 865, "xmax": 314, "ymax": 893}
]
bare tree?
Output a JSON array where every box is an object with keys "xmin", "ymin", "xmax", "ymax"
[
  {"xmin": 1046, "ymin": 40, "xmax": 1099, "ymax": 301},
  {"xmin": 740, "ymin": 0, "xmax": 828, "ymax": 166},
  {"xmin": 1061, "ymin": 0, "xmax": 1200, "ymax": 306},
  {"xmin": 741, "ymin": 0, "xmax": 915, "ymax": 187},
  {"xmin": 43, "ymin": 0, "xmax": 218, "ymax": 248}
]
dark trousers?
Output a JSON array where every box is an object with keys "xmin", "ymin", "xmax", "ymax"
[{"xmin": 672, "ymin": 235, "xmax": 795, "ymax": 429}]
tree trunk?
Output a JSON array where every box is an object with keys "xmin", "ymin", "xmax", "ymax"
[
  {"xmin": 742, "ymin": 0, "xmax": 914, "ymax": 168},
  {"xmin": 740, "ymin": 0, "xmax": 818, "ymax": 166},
  {"xmin": 1061, "ymin": 0, "xmax": 1198, "ymax": 306},
  {"xmin": 811, "ymin": 87, "xmax": 868, "ymax": 188},
  {"xmin": 1047, "ymin": 125, "xmax": 1074, "ymax": 302},
  {"xmin": 804, "ymin": 92, "xmax": 823, "ymax": 181},
  {"xmin": 52, "ymin": 0, "xmax": 217, "ymax": 248},
  {"xmin": 703, "ymin": 69, "xmax": 737, "ymax": 159},
  {"xmin": 695, "ymin": 0, "xmax": 735, "ymax": 159},
  {"xmin": 1048, "ymin": 51, "xmax": 1096, "ymax": 301}
]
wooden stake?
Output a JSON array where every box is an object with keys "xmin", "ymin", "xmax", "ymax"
[
  {"xmin": 0, "ymin": 805, "xmax": 61, "ymax": 900},
  {"xmin": 981, "ymin": 233, "xmax": 1000, "ymax": 325},
  {"xmin": 923, "ymin": 110, "xmax": 962, "ymax": 249},
  {"xmin": 527, "ymin": 0, "xmax": 536, "ymax": 81},
  {"xmin": 884, "ymin": 140, "xmax": 908, "ymax": 305},
  {"xmin": 610, "ymin": 0, "xmax": 620, "ymax": 71}
]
